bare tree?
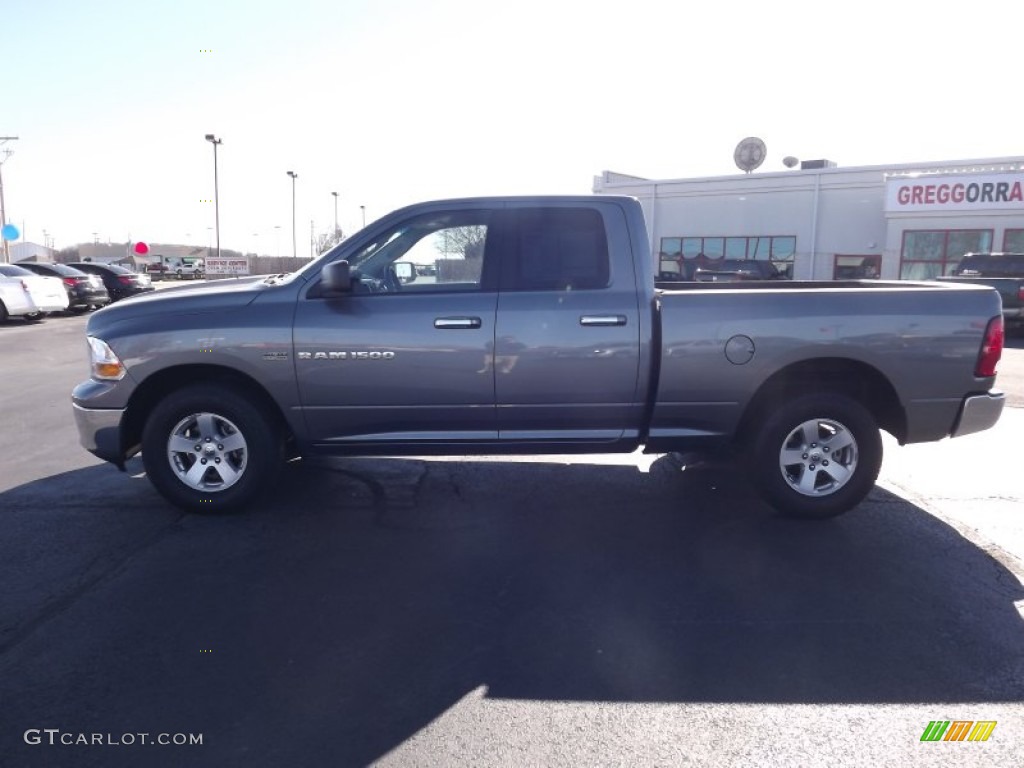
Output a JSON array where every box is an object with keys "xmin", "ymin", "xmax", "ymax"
[
  {"xmin": 56, "ymin": 246, "xmax": 79, "ymax": 263},
  {"xmin": 436, "ymin": 225, "xmax": 486, "ymax": 260},
  {"xmin": 315, "ymin": 228, "xmax": 344, "ymax": 256}
]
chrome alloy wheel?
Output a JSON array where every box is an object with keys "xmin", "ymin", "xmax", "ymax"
[
  {"xmin": 778, "ymin": 417, "xmax": 859, "ymax": 497},
  {"xmin": 166, "ymin": 412, "xmax": 248, "ymax": 492}
]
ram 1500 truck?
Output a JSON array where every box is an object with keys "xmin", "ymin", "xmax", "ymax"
[{"xmin": 71, "ymin": 196, "xmax": 1006, "ymax": 519}]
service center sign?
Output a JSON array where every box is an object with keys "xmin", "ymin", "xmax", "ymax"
[
  {"xmin": 886, "ymin": 172, "xmax": 1024, "ymax": 213},
  {"xmin": 205, "ymin": 257, "xmax": 250, "ymax": 275}
]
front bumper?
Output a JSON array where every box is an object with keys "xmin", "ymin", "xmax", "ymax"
[
  {"xmin": 73, "ymin": 403, "xmax": 127, "ymax": 467},
  {"xmin": 950, "ymin": 391, "xmax": 1005, "ymax": 438}
]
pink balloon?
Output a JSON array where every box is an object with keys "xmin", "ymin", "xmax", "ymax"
[{"xmin": 134, "ymin": 242, "xmax": 149, "ymax": 255}]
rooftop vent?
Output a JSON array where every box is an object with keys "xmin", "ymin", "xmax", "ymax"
[{"xmin": 800, "ymin": 159, "xmax": 837, "ymax": 170}]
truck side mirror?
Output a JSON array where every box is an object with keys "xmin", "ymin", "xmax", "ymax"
[
  {"xmin": 394, "ymin": 261, "xmax": 416, "ymax": 284},
  {"xmin": 322, "ymin": 260, "xmax": 352, "ymax": 295}
]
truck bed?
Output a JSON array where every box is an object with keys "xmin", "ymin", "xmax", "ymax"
[{"xmin": 649, "ymin": 280, "xmax": 1001, "ymax": 449}]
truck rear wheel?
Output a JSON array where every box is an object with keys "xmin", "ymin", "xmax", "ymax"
[
  {"xmin": 748, "ymin": 393, "xmax": 882, "ymax": 519},
  {"xmin": 141, "ymin": 385, "xmax": 281, "ymax": 513}
]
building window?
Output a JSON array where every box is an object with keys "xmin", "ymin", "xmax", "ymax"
[
  {"xmin": 1004, "ymin": 229, "xmax": 1024, "ymax": 251},
  {"xmin": 834, "ymin": 254, "xmax": 881, "ymax": 279},
  {"xmin": 899, "ymin": 229, "xmax": 992, "ymax": 279},
  {"xmin": 659, "ymin": 235, "xmax": 796, "ymax": 279}
]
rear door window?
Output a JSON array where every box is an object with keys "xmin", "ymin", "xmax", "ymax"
[{"xmin": 502, "ymin": 208, "xmax": 610, "ymax": 292}]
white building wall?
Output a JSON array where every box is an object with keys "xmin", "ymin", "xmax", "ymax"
[{"xmin": 594, "ymin": 157, "xmax": 1024, "ymax": 281}]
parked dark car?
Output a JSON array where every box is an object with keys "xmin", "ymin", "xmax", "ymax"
[
  {"xmin": 693, "ymin": 259, "xmax": 786, "ymax": 282},
  {"xmin": 951, "ymin": 252, "xmax": 1024, "ymax": 278},
  {"xmin": 656, "ymin": 260, "xmax": 698, "ymax": 282},
  {"xmin": 67, "ymin": 262, "xmax": 154, "ymax": 302},
  {"xmin": 19, "ymin": 262, "xmax": 111, "ymax": 311},
  {"xmin": 937, "ymin": 252, "xmax": 1024, "ymax": 333}
]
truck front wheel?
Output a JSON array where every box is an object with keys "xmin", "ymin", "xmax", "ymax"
[
  {"xmin": 141, "ymin": 385, "xmax": 281, "ymax": 513},
  {"xmin": 748, "ymin": 393, "xmax": 882, "ymax": 519}
]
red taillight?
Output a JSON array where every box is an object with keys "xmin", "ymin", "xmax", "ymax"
[
  {"xmin": 63, "ymin": 277, "xmax": 78, "ymax": 286},
  {"xmin": 975, "ymin": 316, "xmax": 1004, "ymax": 378},
  {"xmin": 117, "ymin": 276, "xmax": 133, "ymax": 284},
  {"xmin": 1018, "ymin": 285, "xmax": 1024, "ymax": 302}
]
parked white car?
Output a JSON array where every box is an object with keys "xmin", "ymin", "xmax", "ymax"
[{"xmin": 0, "ymin": 263, "xmax": 70, "ymax": 321}]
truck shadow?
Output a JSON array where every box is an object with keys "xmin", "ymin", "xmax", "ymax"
[{"xmin": 1, "ymin": 456, "xmax": 1022, "ymax": 766}]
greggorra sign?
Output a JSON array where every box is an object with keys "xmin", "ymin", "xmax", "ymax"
[{"xmin": 886, "ymin": 172, "xmax": 1024, "ymax": 213}]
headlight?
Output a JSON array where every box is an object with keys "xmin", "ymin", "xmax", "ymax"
[{"xmin": 87, "ymin": 337, "xmax": 126, "ymax": 380}]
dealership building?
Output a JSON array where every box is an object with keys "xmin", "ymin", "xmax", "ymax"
[{"xmin": 592, "ymin": 155, "xmax": 1024, "ymax": 281}]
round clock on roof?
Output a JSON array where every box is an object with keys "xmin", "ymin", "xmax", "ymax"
[{"xmin": 734, "ymin": 137, "xmax": 767, "ymax": 173}]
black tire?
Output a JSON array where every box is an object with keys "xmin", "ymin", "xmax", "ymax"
[
  {"xmin": 747, "ymin": 393, "xmax": 882, "ymax": 519},
  {"xmin": 24, "ymin": 312, "xmax": 45, "ymax": 323},
  {"xmin": 141, "ymin": 384, "xmax": 281, "ymax": 513},
  {"xmin": 0, "ymin": 301, "xmax": 8, "ymax": 323}
]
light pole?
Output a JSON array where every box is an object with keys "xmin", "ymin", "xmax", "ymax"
[
  {"xmin": 287, "ymin": 171, "xmax": 298, "ymax": 258},
  {"xmin": 274, "ymin": 225, "xmax": 281, "ymax": 258},
  {"xmin": 360, "ymin": 205, "xmax": 365, "ymax": 228},
  {"xmin": 331, "ymin": 191, "xmax": 339, "ymax": 239},
  {"xmin": 204, "ymin": 135, "xmax": 222, "ymax": 261},
  {"xmin": 0, "ymin": 136, "xmax": 20, "ymax": 264}
]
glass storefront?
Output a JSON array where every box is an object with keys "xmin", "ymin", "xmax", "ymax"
[
  {"xmin": 899, "ymin": 229, "xmax": 993, "ymax": 279},
  {"xmin": 660, "ymin": 235, "xmax": 795, "ymax": 278},
  {"xmin": 1004, "ymin": 229, "xmax": 1024, "ymax": 251}
]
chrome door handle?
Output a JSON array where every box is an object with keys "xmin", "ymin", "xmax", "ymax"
[
  {"xmin": 580, "ymin": 315, "xmax": 627, "ymax": 327},
  {"xmin": 434, "ymin": 316, "xmax": 482, "ymax": 329}
]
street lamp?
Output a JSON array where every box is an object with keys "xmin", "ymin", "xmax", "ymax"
[
  {"xmin": 331, "ymin": 191, "xmax": 339, "ymax": 238},
  {"xmin": 360, "ymin": 205, "xmax": 365, "ymax": 228},
  {"xmin": 287, "ymin": 171, "xmax": 298, "ymax": 259},
  {"xmin": 204, "ymin": 134, "xmax": 222, "ymax": 260}
]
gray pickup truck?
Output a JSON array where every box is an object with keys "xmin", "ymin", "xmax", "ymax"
[{"xmin": 72, "ymin": 196, "xmax": 1006, "ymax": 519}]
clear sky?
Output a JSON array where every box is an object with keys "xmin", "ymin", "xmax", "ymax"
[{"xmin": 3, "ymin": 0, "xmax": 1021, "ymax": 255}]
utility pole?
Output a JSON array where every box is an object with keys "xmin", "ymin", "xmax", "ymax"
[{"xmin": 0, "ymin": 136, "xmax": 20, "ymax": 264}]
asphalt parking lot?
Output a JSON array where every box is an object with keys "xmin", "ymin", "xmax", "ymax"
[{"xmin": 1, "ymin": 307, "xmax": 1023, "ymax": 767}]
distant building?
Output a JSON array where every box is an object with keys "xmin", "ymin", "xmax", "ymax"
[
  {"xmin": 8, "ymin": 241, "xmax": 55, "ymax": 263},
  {"xmin": 593, "ymin": 155, "xmax": 1024, "ymax": 281},
  {"xmin": 76, "ymin": 242, "xmax": 135, "ymax": 265}
]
